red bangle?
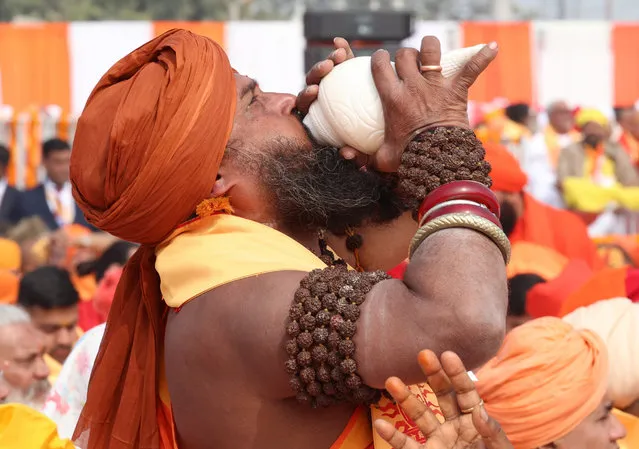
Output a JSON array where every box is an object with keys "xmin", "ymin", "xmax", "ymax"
[
  {"xmin": 423, "ymin": 203, "xmax": 502, "ymax": 230},
  {"xmin": 418, "ymin": 181, "xmax": 500, "ymax": 223}
]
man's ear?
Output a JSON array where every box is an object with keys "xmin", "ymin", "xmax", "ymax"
[{"xmin": 211, "ymin": 165, "xmax": 237, "ymax": 198}]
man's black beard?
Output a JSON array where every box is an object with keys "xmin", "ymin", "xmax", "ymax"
[
  {"xmin": 239, "ymin": 141, "xmax": 409, "ymax": 236},
  {"xmin": 499, "ymin": 200, "xmax": 518, "ymax": 238}
]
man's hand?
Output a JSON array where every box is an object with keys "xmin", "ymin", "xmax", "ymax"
[
  {"xmin": 374, "ymin": 350, "xmax": 512, "ymax": 449},
  {"xmin": 370, "ymin": 38, "xmax": 497, "ymax": 172},
  {"xmin": 296, "ymin": 37, "xmax": 355, "ymax": 116}
]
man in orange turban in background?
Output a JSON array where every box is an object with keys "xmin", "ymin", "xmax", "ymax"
[
  {"xmin": 70, "ymin": 28, "xmax": 510, "ymax": 449},
  {"xmin": 484, "ymin": 142, "xmax": 603, "ymax": 270},
  {"xmin": 477, "ymin": 317, "xmax": 627, "ymax": 449}
]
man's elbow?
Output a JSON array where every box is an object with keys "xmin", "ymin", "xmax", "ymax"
[{"xmin": 450, "ymin": 310, "xmax": 506, "ymax": 370}]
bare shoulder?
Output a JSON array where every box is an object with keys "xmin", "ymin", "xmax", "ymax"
[{"xmin": 164, "ymin": 270, "xmax": 308, "ymax": 398}]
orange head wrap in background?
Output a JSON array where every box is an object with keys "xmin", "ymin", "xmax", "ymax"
[
  {"xmin": 70, "ymin": 29, "xmax": 236, "ymax": 449},
  {"xmin": 483, "ymin": 142, "xmax": 528, "ymax": 193},
  {"xmin": 506, "ymin": 242, "xmax": 569, "ymax": 281},
  {"xmin": 477, "ymin": 317, "xmax": 608, "ymax": 449},
  {"xmin": 0, "ymin": 238, "xmax": 21, "ymax": 272},
  {"xmin": 525, "ymin": 259, "xmax": 593, "ymax": 318}
]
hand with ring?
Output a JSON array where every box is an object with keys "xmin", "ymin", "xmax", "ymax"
[{"xmin": 374, "ymin": 350, "xmax": 513, "ymax": 449}]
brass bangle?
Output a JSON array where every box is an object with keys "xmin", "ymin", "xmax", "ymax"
[{"xmin": 409, "ymin": 213, "xmax": 511, "ymax": 264}]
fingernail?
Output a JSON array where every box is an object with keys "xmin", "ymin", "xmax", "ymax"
[
  {"xmin": 488, "ymin": 41, "xmax": 498, "ymax": 50},
  {"xmin": 480, "ymin": 405, "xmax": 489, "ymax": 421},
  {"xmin": 328, "ymin": 50, "xmax": 337, "ymax": 58}
]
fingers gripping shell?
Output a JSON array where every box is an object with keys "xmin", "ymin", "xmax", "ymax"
[{"xmin": 303, "ymin": 44, "xmax": 486, "ymax": 155}]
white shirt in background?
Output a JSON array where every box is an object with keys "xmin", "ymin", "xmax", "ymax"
[{"xmin": 44, "ymin": 179, "xmax": 75, "ymax": 226}]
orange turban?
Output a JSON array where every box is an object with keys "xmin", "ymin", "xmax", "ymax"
[
  {"xmin": 70, "ymin": 29, "xmax": 236, "ymax": 449},
  {"xmin": 483, "ymin": 142, "xmax": 528, "ymax": 193},
  {"xmin": 507, "ymin": 242, "xmax": 568, "ymax": 281},
  {"xmin": 477, "ymin": 317, "xmax": 608, "ymax": 449},
  {"xmin": 0, "ymin": 238, "xmax": 21, "ymax": 272}
]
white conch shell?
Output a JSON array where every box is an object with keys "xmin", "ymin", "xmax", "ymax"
[{"xmin": 303, "ymin": 44, "xmax": 486, "ymax": 155}]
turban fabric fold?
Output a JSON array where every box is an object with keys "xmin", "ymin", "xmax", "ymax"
[
  {"xmin": 477, "ymin": 317, "xmax": 608, "ymax": 449},
  {"xmin": 483, "ymin": 142, "xmax": 528, "ymax": 193},
  {"xmin": 70, "ymin": 29, "xmax": 236, "ymax": 449},
  {"xmin": 564, "ymin": 298, "xmax": 639, "ymax": 409}
]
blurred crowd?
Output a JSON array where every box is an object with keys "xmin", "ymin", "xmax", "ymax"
[{"xmin": 0, "ymin": 137, "xmax": 137, "ymax": 434}]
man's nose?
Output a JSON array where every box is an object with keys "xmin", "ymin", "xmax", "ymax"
[
  {"xmin": 264, "ymin": 93, "xmax": 296, "ymax": 115},
  {"xmin": 33, "ymin": 356, "xmax": 50, "ymax": 381},
  {"xmin": 56, "ymin": 326, "xmax": 75, "ymax": 346}
]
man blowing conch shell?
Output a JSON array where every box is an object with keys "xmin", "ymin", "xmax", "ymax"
[{"xmin": 70, "ymin": 29, "xmax": 509, "ymax": 449}]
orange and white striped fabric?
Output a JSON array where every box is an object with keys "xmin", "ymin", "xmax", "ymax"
[{"xmin": 0, "ymin": 20, "xmax": 636, "ymax": 117}]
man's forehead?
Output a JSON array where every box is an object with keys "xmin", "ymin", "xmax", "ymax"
[
  {"xmin": 234, "ymin": 73, "xmax": 258, "ymax": 92},
  {"xmin": 0, "ymin": 323, "xmax": 44, "ymax": 354}
]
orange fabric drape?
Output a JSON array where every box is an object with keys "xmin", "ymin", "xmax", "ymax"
[
  {"xmin": 510, "ymin": 193, "xmax": 604, "ymax": 271},
  {"xmin": 0, "ymin": 23, "xmax": 70, "ymax": 112},
  {"xmin": 612, "ymin": 24, "xmax": 639, "ymax": 107},
  {"xmin": 462, "ymin": 22, "xmax": 533, "ymax": 104},
  {"xmin": 153, "ymin": 22, "xmax": 225, "ymax": 46}
]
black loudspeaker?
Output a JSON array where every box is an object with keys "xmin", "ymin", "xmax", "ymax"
[
  {"xmin": 303, "ymin": 10, "xmax": 413, "ymax": 42},
  {"xmin": 304, "ymin": 43, "xmax": 402, "ymax": 73}
]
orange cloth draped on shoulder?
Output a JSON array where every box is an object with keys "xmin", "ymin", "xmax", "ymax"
[
  {"xmin": 483, "ymin": 141, "xmax": 603, "ymax": 270},
  {"xmin": 511, "ymin": 194, "xmax": 603, "ymax": 270},
  {"xmin": 476, "ymin": 317, "xmax": 608, "ymax": 449},
  {"xmin": 559, "ymin": 266, "xmax": 630, "ymax": 317},
  {"xmin": 155, "ymin": 213, "xmax": 442, "ymax": 449},
  {"xmin": 507, "ymin": 241, "xmax": 569, "ymax": 281},
  {"xmin": 69, "ymin": 29, "xmax": 236, "ymax": 449}
]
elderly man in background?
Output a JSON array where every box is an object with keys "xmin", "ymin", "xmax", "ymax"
[
  {"xmin": 559, "ymin": 109, "xmax": 639, "ymax": 189},
  {"xmin": 524, "ymin": 100, "xmax": 580, "ymax": 208},
  {"xmin": 0, "ymin": 304, "xmax": 50, "ymax": 408},
  {"xmin": 559, "ymin": 109, "xmax": 639, "ymax": 236},
  {"xmin": 476, "ymin": 317, "xmax": 627, "ymax": 449}
]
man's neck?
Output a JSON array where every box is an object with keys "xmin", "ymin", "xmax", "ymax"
[
  {"xmin": 288, "ymin": 229, "xmax": 322, "ymax": 257},
  {"xmin": 47, "ymin": 179, "xmax": 67, "ymax": 191}
]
